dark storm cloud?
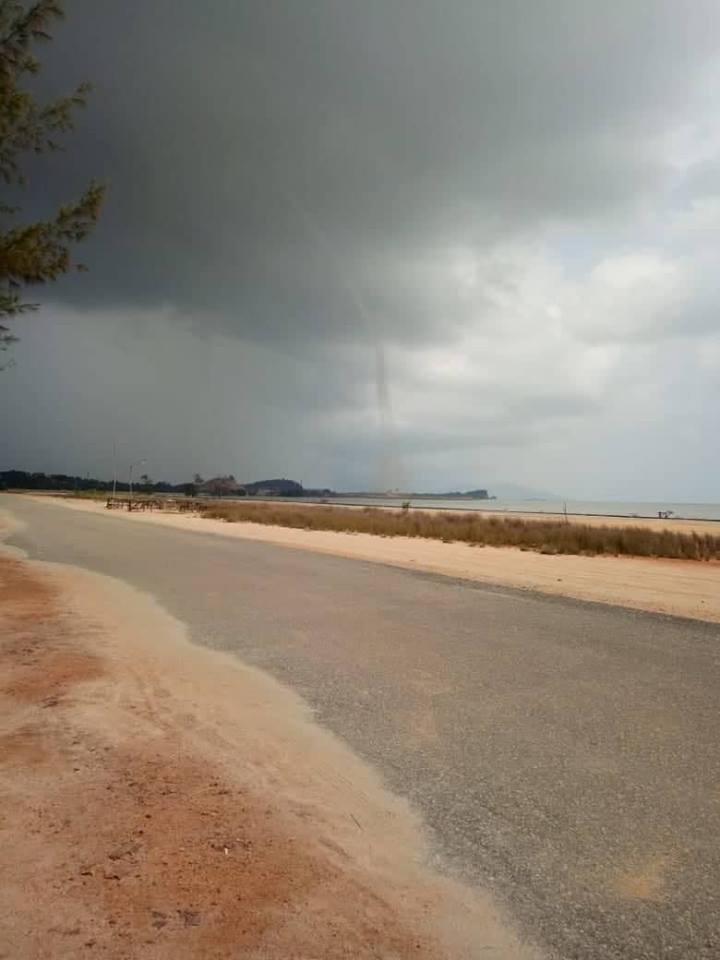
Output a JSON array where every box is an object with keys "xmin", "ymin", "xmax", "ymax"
[
  {"xmin": 29, "ymin": 0, "xmax": 718, "ymax": 345},
  {"xmin": 6, "ymin": 1, "xmax": 720, "ymax": 498}
]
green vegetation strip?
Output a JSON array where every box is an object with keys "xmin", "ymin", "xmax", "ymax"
[{"xmin": 199, "ymin": 502, "xmax": 720, "ymax": 562}]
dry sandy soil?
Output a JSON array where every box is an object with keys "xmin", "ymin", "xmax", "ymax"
[
  {"xmin": 0, "ymin": 536, "xmax": 534, "ymax": 958},
  {"xmin": 37, "ymin": 496, "xmax": 720, "ymax": 623}
]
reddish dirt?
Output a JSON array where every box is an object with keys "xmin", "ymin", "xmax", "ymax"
[{"xmin": 0, "ymin": 553, "xmax": 528, "ymax": 959}]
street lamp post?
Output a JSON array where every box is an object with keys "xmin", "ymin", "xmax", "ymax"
[{"xmin": 128, "ymin": 458, "xmax": 146, "ymax": 511}]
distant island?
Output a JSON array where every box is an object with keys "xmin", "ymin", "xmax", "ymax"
[
  {"xmin": 328, "ymin": 489, "xmax": 493, "ymax": 500},
  {"xmin": 406, "ymin": 489, "xmax": 494, "ymax": 500}
]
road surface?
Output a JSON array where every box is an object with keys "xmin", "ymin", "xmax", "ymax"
[{"xmin": 4, "ymin": 494, "xmax": 720, "ymax": 959}]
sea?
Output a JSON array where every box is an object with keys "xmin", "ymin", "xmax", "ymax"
[{"xmin": 292, "ymin": 497, "xmax": 720, "ymax": 523}]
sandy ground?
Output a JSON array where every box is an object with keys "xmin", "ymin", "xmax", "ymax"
[
  {"xmin": 30, "ymin": 496, "xmax": 720, "ymax": 623},
  {"xmin": 0, "ymin": 528, "xmax": 535, "ymax": 957}
]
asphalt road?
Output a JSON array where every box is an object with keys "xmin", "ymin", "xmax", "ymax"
[{"xmin": 5, "ymin": 495, "xmax": 720, "ymax": 960}]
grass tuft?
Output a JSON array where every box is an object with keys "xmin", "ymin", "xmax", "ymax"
[{"xmin": 192, "ymin": 501, "xmax": 720, "ymax": 562}]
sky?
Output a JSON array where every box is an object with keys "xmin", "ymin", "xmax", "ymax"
[{"xmin": 3, "ymin": 0, "xmax": 720, "ymax": 499}]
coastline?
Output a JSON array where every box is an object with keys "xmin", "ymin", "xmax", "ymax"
[
  {"xmin": 21, "ymin": 490, "xmax": 720, "ymax": 533},
  {"xmin": 265, "ymin": 498, "xmax": 720, "ymax": 535},
  {"xmin": 20, "ymin": 494, "xmax": 720, "ymax": 624}
]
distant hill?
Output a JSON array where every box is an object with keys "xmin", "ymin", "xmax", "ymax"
[
  {"xmin": 198, "ymin": 477, "xmax": 305, "ymax": 497},
  {"xmin": 244, "ymin": 478, "xmax": 303, "ymax": 496}
]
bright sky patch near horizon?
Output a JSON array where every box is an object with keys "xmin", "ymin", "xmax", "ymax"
[{"xmin": 3, "ymin": 0, "xmax": 720, "ymax": 499}]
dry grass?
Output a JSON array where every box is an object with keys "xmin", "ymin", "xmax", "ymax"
[{"xmin": 198, "ymin": 501, "xmax": 720, "ymax": 562}]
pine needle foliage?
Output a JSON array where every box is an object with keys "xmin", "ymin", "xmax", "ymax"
[{"xmin": 0, "ymin": 1, "xmax": 104, "ymax": 363}]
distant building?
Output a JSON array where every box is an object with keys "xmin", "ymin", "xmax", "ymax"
[{"xmin": 199, "ymin": 475, "xmax": 247, "ymax": 497}]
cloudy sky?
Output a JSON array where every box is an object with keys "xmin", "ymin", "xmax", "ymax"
[{"xmin": 3, "ymin": 0, "xmax": 720, "ymax": 499}]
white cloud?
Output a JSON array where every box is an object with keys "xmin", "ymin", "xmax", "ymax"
[{"xmin": 564, "ymin": 252, "xmax": 691, "ymax": 342}]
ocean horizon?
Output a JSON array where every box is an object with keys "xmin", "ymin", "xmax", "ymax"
[{"xmin": 296, "ymin": 496, "xmax": 720, "ymax": 522}]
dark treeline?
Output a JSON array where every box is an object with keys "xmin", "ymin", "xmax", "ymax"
[
  {"xmin": 0, "ymin": 470, "xmax": 194, "ymax": 495},
  {"xmin": 0, "ymin": 470, "xmax": 325, "ymax": 498}
]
